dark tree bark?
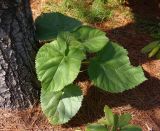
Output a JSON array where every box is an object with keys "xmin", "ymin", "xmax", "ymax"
[{"xmin": 0, "ymin": 0, "xmax": 40, "ymax": 109}]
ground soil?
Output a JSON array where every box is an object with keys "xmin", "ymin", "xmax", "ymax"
[{"xmin": 1, "ymin": 0, "xmax": 160, "ymax": 130}]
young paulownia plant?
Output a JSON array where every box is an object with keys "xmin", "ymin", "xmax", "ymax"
[
  {"xmin": 86, "ymin": 105, "xmax": 142, "ymax": 131},
  {"xmin": 35, "ymin": 12, "xmax": 147, "ymax": 125}
]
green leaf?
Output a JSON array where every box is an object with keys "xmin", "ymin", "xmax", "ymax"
[
  {"xmin": 121, "ymin": 125, "xmax": 142, "ymax": 131},
  {"xmin": 35, "ymin": 12, "xmax": 82, "ymax": 40},
  {"xmin": 118, "ymin": 113, "xmax": 132, "ymax": 128},
  {"xmin": 141, "ymin": 41, "xmax": 159, "ymax": 53},
  {"xmin": 113, "ymin": 114, "xmax": 119, "ymax": 129},
  {"xmin": 36, "ymin": 39, "xmax": 85, "ymax": 91},
  {"xmin": 41, "ymin": 84, "xmax": 83, "ymax": 125},
  {"xmin": 86, "ymin": 124, "xmax": 108, "ymax": 131},
  {"xmin": 88, "ymin": 42, "xmax": 147, "ymax": 93},
  {"xmin": 57, "ymin": 31, "xmax": 84, "ymax": 50},
  {"xmin": 73, "ymin": 26, "xmax": 109, "ymax": 53},
  {"xmin": 104, "ymin": 106, "xmax": 114, "ymax": 126},
  {"xmin": 90, "ymin": 0, "xmax": 112, "ymax": 22}
]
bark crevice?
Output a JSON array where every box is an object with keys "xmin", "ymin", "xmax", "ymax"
[{"xmin": 0, "ymin": 0, "xmax": 40, "ymax": 109}]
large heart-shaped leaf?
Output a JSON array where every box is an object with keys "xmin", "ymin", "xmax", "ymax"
[
  {"xmin": 73, "ymin": 26, "xmax": 109, "ymax": 53},
  {"xmin": 35, "ymin": 12, "xmax": 82, "ymax": 40},
  {"xmin": 88, "ymin": 42, "xmax": 147, "ymax": 93},
  {"xmin": 41, "ymin": 84, "xmax": 83, "ymax": 125},
  {"xmin": 36, "ymin": 39, "xmax": 85, "ymax": 91}
]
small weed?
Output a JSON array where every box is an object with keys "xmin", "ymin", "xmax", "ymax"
[
  {"xmin": 86, "ymin": 105, "xmax": 142, "ymax": 131},
  {"xmin": 89, "ymin": 0, "xmax": 112, "ymax": 22},
  {"xmin": 140, "ymin": 20, "xmax": 160, "ymax": 59}
]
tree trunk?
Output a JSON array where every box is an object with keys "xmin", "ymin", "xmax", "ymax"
[{"xmin": 0, "ymin": 0, "xmax": 40, "ymax": 109}]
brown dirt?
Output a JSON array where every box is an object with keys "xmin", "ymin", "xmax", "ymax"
[{"xmin": 1, "ymin": 0, "xmax": 160, "ymax": 131}]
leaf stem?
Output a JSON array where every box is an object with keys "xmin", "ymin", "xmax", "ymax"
[
  {"xmin": 82, "ymin": 60, "xmax": 90, "ymax": 65},
  {"xmin": 80, "ymin": 69, "xmax": 87, "ymax": 72}
]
